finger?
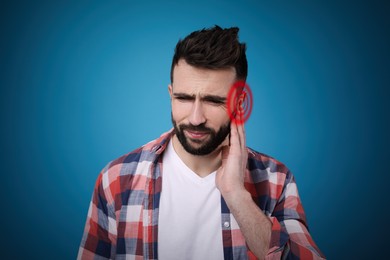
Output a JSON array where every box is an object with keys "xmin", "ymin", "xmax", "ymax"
[
  {"xmin": 229, "ymin": 120, "xmax": 241, "ymax": 155},
  {"xmin": 236, "ymin": 117, "xmax": 248, "ymax": 174},
  {"xmin": 236, "ymin": 107, "xmax": 248, "ymax": 167},
  {"xmin": 235, "ymin": 101, "xmax": 245, "ymax": 149},
  {"xmin": 238, "ymin": 118, "xmax": 246, "ymax": 151}
]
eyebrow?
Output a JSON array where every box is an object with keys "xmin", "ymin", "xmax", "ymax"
[{"xmin": 173, "ymin": 93, "xmax": 226, "ymax": 103}]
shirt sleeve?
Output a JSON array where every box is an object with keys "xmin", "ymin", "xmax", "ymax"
[
  {"xmin": 77, "ymin": 173, "xmax": 117, "ymax": 260},
  {"xmin": 266, "ymin": 172, "xmax": 326, "ymax": 260}
]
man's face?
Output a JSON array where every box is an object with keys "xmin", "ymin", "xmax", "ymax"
[{"xmin": 169, "ymin": 59, "xmax": 236, "ymax": 156}]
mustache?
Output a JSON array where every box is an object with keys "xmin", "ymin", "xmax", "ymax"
[{"xmin": 179, "ymin": 124, "xmax": 214, "ymax": 133}]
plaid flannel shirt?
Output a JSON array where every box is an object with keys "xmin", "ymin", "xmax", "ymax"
[{"xmin": 78, "ymin": 130, "xmax": 325, "ymax": 259}]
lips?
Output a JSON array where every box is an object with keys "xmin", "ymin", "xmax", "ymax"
[{"xmin": 185, "ymin": 130, "xmax": 209, "ymax": 140}]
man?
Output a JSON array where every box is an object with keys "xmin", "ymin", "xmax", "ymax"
[{"xmin": 78, "ymin": 26, "xmax": 325, "ymax": 259}]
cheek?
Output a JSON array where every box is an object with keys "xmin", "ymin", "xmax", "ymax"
[
  {"xmin": 208, "ymin": 107, "xmax": 230, "ymax": 125},
  {"xmin": 171, "ymin": 101, "xmax": 191, "ymax": 121}
]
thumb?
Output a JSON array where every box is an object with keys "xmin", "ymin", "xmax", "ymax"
[{"xmin": 221, "ymin": 145, "xmax": 230, "ymax": 162}]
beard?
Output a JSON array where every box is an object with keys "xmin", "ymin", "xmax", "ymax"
[{"xmin": 171, "ymin": 113, "xmax": 230, "ymax": 156}]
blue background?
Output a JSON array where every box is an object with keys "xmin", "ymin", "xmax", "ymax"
[{"xmin": 1, "ymin": 0, "xmax": 389, "ymax": 259}]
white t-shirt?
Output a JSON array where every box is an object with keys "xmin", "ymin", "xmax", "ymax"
[{"xmin": 158, "ymin": 140, "xmax": 224, "ymax": 260}]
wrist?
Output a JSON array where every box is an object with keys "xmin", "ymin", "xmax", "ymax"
[{"xmin": 221, "ymin": 188, "xmax": 252, "ymax": 209}]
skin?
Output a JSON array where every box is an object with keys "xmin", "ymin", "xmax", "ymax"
[{"xmin": 169, "ymin": 59, "xmax": 272, "ymax": 259}]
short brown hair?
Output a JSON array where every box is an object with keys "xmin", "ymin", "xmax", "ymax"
[{"xmin": 170, "ymin": 25, "xmax": 247, "ymax": 82}]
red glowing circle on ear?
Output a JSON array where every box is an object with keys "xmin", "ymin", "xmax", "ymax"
[{"xmin": 227, "ymin": 81, "xmax": 253, "ymax": 125}]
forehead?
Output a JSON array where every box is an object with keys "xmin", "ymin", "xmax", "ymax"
[{"xmin": 172, "ymin": 60, "xmax": 236, "ymax": 96}]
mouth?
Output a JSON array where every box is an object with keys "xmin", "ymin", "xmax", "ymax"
[{"xmin": 185, "ymin": 130, "xmax": 210, "ymax": 140}]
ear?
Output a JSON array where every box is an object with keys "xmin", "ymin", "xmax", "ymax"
[{"xmin": 168, "ymin": 84, "xmax": 173, "ymax": 99}]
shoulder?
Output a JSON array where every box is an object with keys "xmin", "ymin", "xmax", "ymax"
[
  {"xmin": 247, "ymin": 147, "xmax": 290, "ymax": 177},
  {"xmin": 245, "ymin": 148, "xmax": 296, "ymax": 214},
  {"xmin": 99, "ymin": 130, "xmax": 173, "ymax": 183}
]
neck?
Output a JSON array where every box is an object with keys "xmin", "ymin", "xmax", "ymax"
[{"xmin": 172, "ymin": 135, "xmax": 226, "ymax": 177}]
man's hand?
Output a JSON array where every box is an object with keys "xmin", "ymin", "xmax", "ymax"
[
  {"xmin": 216, "ymin": 113, "xmax": 272, "ymax": 260},
  {"xmin": 216, "ymin": 118, "xmax": 248, "ymax": 199}
]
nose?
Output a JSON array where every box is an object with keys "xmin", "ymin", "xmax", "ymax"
[{"xmin": 188, "ymin": 99, "xmax": 206, "ymax": 126}]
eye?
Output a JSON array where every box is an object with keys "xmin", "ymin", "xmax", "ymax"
[
  {"xmin": 175, "ymin": 96, "xmax": 193, "ymax": 102},
  {"xmin": 203, "ymin": 98, "xmax": 226, "ymax": 106},
  {"xmin": 208, "ymin": 101, "xmax": 224, "ymax": 106}
]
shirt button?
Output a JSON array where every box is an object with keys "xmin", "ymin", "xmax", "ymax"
[{"xmin": 224, "ymin": 221, "xmax": 230, "ymax": 228}]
